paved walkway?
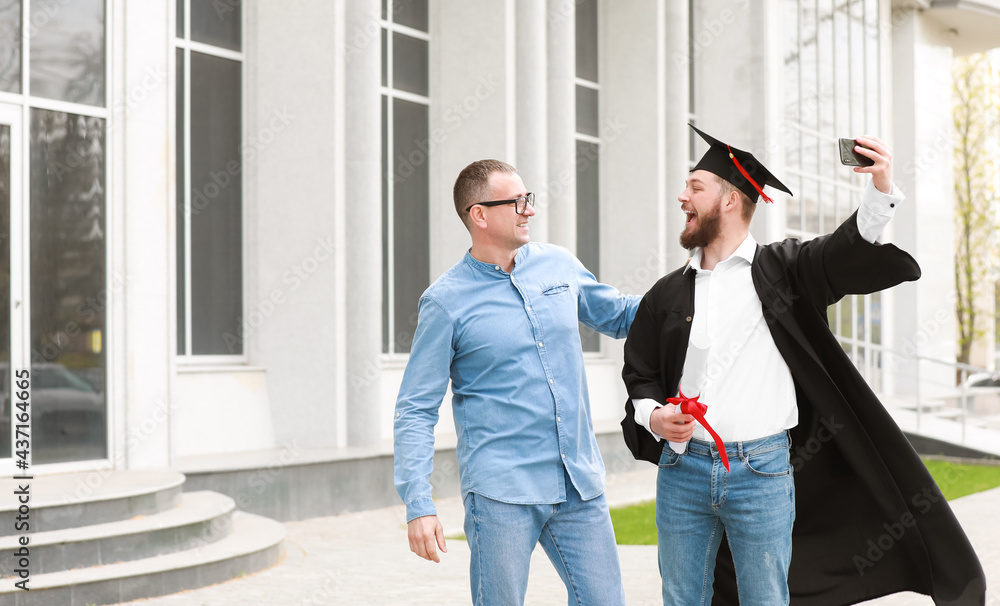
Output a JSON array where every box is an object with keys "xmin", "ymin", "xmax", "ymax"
[{"xmin": 124, "ymin": 468, "xmax": 999, "ymax": 605}]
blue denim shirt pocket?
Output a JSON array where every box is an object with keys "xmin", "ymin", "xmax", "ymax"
[
  {"xmin": 530, "ymin": 281, "xmax": 579, "ymax": 351},
  {"xmin": 541, "ymin": 283, "xmax": 570, "ymax": 296}
]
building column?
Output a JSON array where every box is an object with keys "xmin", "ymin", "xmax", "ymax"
[
  {"xmin": 120, "ymin": 0, "xmax": 172, "ymax": 468},
  {"xmin": 890, "ymin": 9, "xmax": 957, "ymax": 396},
  {"xmin": 662, "ymin": 0, "xmax": 692, "ymax": 273},
  {"xmin": 691, "ymin": 0, "xmax": 771, "ymax": 242},
  {"xmin": 343, "ymin": 0, "xmax": 384, "ymax": 447},
  {"xmin": 516, "ymin": 0, "xmax": 550, "ymax": 242},
  {"xmin": 546, "ymin": 0, "xmax": 576, "ymax": 250},
  {"xmin": 250, "ymin": 0, "xmax": 346, "ymax": 448},
  {"xmin": 602, "ymin": 0, "xmax": 686, "ymax": 292},
  {"xmin": 691, "ymin": 0, "xmax": 766, "ymax": 145}
]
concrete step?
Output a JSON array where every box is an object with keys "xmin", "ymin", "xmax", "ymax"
[
  {"xmin": 0, "ymin": 470, "xmax": 184, "ymax": 535},
  {"xmin": 0, "ymin": 491, "xmax": 235, "ymax": 577},
  {"xmin": 898, "ymin": 399, "xmax": 949, "ymax": 413},
  {"xmin": 0, "ymin": 510, "xmax": 285, "ymax": 606},
  {"xmin": 929, "ymin": 408, "xmax": 964, "ymax": 419}
]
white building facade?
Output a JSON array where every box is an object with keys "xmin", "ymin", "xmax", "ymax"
[{"xmin": 2, "ymin": 0, "xmax": 998, "ymax": 514}]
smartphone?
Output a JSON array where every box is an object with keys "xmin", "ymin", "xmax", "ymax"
[{"xmin": 838, "ymin": 138, "xmax": 875, "ymax": 167}]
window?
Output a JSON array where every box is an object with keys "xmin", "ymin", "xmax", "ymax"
[
  {"xmin": 0, "ymin": 121, "xmax": 9, "ymax": 461},
  {"xmin": 576, "ymin": 0, "xmax": 601, "ymax": 353},
  {"xmin": 30, "ymin": 109, "xmax": 108, "ymax": 463},
  {"xmin": 784, "ymin": 0, "xmax": 882, "ymax": 373},
  {"xmin": 0, "ymin": 1, "xmax": 21, "ymax": 93},
  {"xmin": 29, "ymin": 0, "xmax": 106, "ymax": 105},
  {"xmin": 381, "ymin": 0, "xmax": 430, "ymax": 355},
  {"xmin": 175, "ymin": 0, "xmax": 244, "ymax": 357},
  {"xmin": 0, "ymin": 0, "xmax": 110, "ymax": 465}
]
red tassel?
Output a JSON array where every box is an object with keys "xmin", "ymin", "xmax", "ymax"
[
  {"xmin": 666, "ymin": 387, "xmax": 730, "ymax": 472},
  {"xmin": 727, "ymin": 145, "xmax": 773, "ymax": 204}
]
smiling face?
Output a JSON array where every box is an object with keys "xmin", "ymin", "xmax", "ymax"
[
  {"xmin": 678, "ymin": 170, "xmax": 724, "ymax": 250},
  {"xmin": 483, "ymin": 171, "xmax": 534, "ymax": 250}
]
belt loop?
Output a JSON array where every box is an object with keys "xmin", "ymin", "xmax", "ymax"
[{"xmin": 737, "ymin": 440, "xmax": 744, "ymax": 460}]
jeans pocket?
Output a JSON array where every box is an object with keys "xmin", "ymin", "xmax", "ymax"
[
  {"xmin": 743, "ymin": 445, "xmax": 791, "ymax": 477},
  {"xmin": 658, "ymin": 448, "xmax": 681, "ymax": 468}
]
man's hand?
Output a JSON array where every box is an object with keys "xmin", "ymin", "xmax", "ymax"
[
  {"xmin": 853, "ymin": 135, "xmax": 892, "ymax": 194},
  {"xmin": 649, "ymin": 406, "xmax": 696, "ymax": 442},
  {"xmin": 407, "ymin": 515, "xmax": 447, "ymax": 563}
]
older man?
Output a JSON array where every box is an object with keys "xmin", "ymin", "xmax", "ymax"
[{"xmin": 395, "ymin": 159, "xmax": 638, "ymax": 605}]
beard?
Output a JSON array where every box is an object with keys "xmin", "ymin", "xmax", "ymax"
[{"xmin": 679, "ymin": 199, "xmax": 723, "ymax": 250}]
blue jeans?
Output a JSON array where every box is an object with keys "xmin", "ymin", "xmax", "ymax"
[
  {"xmin": 656, "ymin": 431, "xmax": 795, "ymax": 605},
  {"xmin": 463, "ymin": 467, "xmax": 626, "ymax": 606}
]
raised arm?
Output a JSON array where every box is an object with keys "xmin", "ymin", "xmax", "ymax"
[
  {"xmin": 852, "ymin": 135, "xmax": 903, "ymax": 243},
  {"xmin": 774, "ymin": 136, "xmax": 919, "ymax": 308}
]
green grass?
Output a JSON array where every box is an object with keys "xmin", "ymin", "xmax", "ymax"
[
  {"xmin": 921, "ymin": 459, "xmax": 1000, "ymax": 500},
  {"xmin": 610, "ymin": 500, "xmax": 658, "ymax": 545},
  {"xmin": 611, "ymin": 458, "xmax": 1000, "ymax": 545}
]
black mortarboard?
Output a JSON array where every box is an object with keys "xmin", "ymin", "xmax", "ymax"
[{"xmin": 689, "ymin": 123, "xmax": 793, "ymax": 203}]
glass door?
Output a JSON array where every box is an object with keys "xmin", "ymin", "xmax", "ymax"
[
  {"xmin": 0, "ymin": 103, "xmax": 23, "ymax": 476},
  {"xmin": 28, "ymin": 108, "xmax": 108, "ymax": 465},
  {"xmin": 0, "ymin": 101, "xmax": 109, "ymax": 473},
  {"xmin": 0, "ymin": 0, "xmax": 110, "ymax": 473}
]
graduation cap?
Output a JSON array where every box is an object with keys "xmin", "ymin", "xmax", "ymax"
[{"xmin": 689, "ymin": 123, "xmax": 793, "ymax": 203}]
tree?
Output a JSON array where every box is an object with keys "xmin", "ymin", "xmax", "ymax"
[{"xmin": 953, "ymin": 52, "xmax": 1000, "ymax": 378}]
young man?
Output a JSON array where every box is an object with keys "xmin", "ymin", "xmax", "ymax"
[
  {"xmin": 395, "ymin": 159, "xmax": 638, "ymax": 605},
  {"xmin": 622, "ymin": 125, "xmax": 984, "ymax": 605}
]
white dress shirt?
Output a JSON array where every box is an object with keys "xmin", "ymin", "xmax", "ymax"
[{"xmin": 635, "ymin": 180, "xmax": 904, "ymax": 443}]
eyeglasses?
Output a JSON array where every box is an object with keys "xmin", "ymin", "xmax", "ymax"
[{"xmin": 465, "ymin": 192, "xmax": 535, "ymax": 215}]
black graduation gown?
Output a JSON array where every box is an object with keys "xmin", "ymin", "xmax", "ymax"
[{"xmin": 621, "ymin": 213, "xmax": 986, "ymax": 605}]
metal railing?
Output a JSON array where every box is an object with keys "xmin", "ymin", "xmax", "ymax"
[{"xmin": 835, "ymin": 336, "xmax": 995, "ymax": 445}]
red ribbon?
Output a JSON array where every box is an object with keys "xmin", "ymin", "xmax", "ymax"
[
  {"xmin": 666, "ymin": 387, "xmax": 730, "ymax": 472},
  {"xmin": 726, "ymin": 145, "xmax": 773, "ymax": 204}
]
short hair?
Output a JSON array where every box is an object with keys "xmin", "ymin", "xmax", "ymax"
[
  {"xmin": 453, "ymin": 159, "xmax": 517, "ymax": 228},
  {"xmin": 714, "ymin": 174, "xmax": 756, "ymax": 222}
]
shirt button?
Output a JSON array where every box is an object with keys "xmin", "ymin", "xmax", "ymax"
[
  {"xmin": 557, "ymin": 416, "xmax": 562, "ymax": 422},
  {"xmin": 686, "ymin": 316, "xmax": 692, "ymax": 322},
  {"xmin": 526, "ymin": 306, "xmax": 531, "ymax": 311},
  {"xmin": 561, "ymin": 454, "xmax": 566, "ymax": 459},
  {"xmin": 538, "ymin": 342, "xmax": 544, "ymax": 347},
  {"xmin": 549, "ymin": 379, "xmax": 554, "ymax": 384}
]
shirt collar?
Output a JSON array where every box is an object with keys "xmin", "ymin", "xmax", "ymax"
[
  {"xmin": 683, "ymin": 232, "xmax": 758, "ymax": 274},
  {"xmin": 463, "ymin": 246, "xmax": 526, "ymax": 276}
]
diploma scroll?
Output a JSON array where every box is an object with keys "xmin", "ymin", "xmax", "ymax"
[{"xmin": 671, "ymin": 344, "xmax": 710, "ymax": 455}]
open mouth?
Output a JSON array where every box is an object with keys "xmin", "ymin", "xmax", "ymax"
[{"xmin": 683, "ymin": 210, "xmax": 696, "ymax": 227}]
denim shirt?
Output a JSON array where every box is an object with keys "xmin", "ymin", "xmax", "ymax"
[{"xmin": 394, "ymin": 243, "xmax": 640, "ymax": 522}]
